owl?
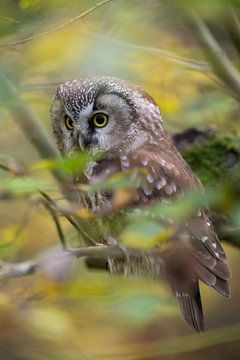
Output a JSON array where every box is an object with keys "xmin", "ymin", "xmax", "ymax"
[{"xmin": 51, "ymin": 76, "xmax": 231, "ymax": 331}]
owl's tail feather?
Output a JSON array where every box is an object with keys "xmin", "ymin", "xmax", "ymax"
[
  {"xmin": 175, "ymin": 280, "xmax": 204, "ymax": 332},
  {"xmin": 210, "ymin": 276, "xmax": 230, "ymax": 298}
]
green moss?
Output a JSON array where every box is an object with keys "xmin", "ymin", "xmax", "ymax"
[{"xmin": 182, "ymin": 133, "xmax": 240, "ymax": 187}]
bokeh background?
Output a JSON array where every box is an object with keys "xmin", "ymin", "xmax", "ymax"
[{"xmin": 0, "ymin": 0, "xmax": 240, "ymax": 359}]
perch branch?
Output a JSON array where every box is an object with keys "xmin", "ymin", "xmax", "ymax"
[
  {"xmin": 0, "ymin": 245, "xmax": 150, "ymax": 280},
  {"xmin": 0, "ymin": 259, "xmax": 36, "ymax": 279}
]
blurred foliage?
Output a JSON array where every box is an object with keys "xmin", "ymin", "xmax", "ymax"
[{"xmin": 0, "ymin": 0, "xmax": 240, "ymax": 360}]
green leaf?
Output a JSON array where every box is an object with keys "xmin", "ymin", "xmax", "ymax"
[
  {"xmin": 0, "ymin": 16, "xmax": 19, "ymax": 24},
  {"xmin": 32, "ymin": 153, "xmax": 92, "ymax": 174},
  {"xmin": 0, "ymin": 226, "xmax": 25, "ymax": 259},
  {"xmin": 0, "ymin": 177, "xmax": 53, "ymax": 195},
  {"xmin": 120, "ymin": 220, "xmax": 170, "ymax": 249},
  {"xmin": 89, "ymin": 171, "xmax": 142, "ymax": 193},
  {"xmin": 129, "ymin": 190, "xmax": 215, "ymax": 225},
  {"xmin": 27, "ymin": 306, "xmax": 74, "ymax": 340},
  {"xmin": 114, "ymin": 293, "xmax": 176, "ymax": 325},
  {"xmin": 20, "ymin": 0, "xmax": 40, "ymax": 10}
]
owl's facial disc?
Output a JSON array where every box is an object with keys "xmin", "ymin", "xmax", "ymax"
[{"xmin": 51, "ymin": 81, "xmax": 137, "ymax": 155}]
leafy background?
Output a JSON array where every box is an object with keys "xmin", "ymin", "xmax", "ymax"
[{"xmin": 0, "ymin": 0, "xmax": 240, "ymax": 359}]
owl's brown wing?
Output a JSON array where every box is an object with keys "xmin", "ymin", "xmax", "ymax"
[
  {"xmin": 90, "ymin": 140, "xmax": 230, "ymax": 331},
  {"xmin": 118, "ymin": 141, "xmax": 231, "ymax": 331}
]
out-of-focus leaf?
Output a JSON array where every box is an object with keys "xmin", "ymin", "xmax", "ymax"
[
  {"xmin": 88, "ymin": 171, "xmax": 143, "ymax": 193},
  {"xmin": 20, "ymin": 0, "xmax": 40, "ymax": 10},
  {"xmin": 114, "ymin": 293, "xmax": 176, "ymax": 325},
  {"xmin": 0, "ymin": 226, "xmax": 26, "ymax": 259},
  {"xmin": 120, "ymin": 220, "xmax": 171, "ymax": 249},
  {"xmin": 54, "ymin": 274, "xmax": 176, "ymax": 325},
  {"xmin": 112, "ymin": 187, "xmax": 134, "ymax": 208},
  {"xmin": 27, "ymin": 306, "xmax": 74, "ymax": 339},
  {"xmin": 0, "ymin": 16, "xmax": 19, "ymax": 24},
  {"xmin": 31, "ymin": 153, "xmax": 91, "ymax": 174},
  {"xmin": 129, "ymin": 189, "xmax": 214, "ymax": 225},
  {"xmin": 0, "ymin": 176, "xmax": 53, "ymax": 195}
]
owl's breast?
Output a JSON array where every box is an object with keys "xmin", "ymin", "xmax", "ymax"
[{"xmin": 79, "ymin": 158, "xmax": 119, "ymax": 212}]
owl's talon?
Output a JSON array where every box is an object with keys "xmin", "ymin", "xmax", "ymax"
[{"xmin": 118, "ymin": 245, "xmax": 131, "ymax": 276}]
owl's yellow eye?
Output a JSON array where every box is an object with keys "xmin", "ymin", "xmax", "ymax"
[
  {"xmin": 92, "ymin": 113, "xmax": 108, "ymax": 128},
  {"xmin": 64, "ymin": 115, "xmax": 74, "ymax": 130}
]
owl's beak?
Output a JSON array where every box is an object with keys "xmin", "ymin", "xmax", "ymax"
[
  {"xmin": 78, "ymin": 135, "xmax": 85, "ymax": 151},
  {"xmin": 78, "ymin": 134, "xmax": 93, "ymax": 151}
]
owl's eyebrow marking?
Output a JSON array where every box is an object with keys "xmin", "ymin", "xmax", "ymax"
[
  {"xmin": 107, "ymin": 91, "xmax": 135, "ymax": 110},
  {"xmin": 80, "ymin": 103, "xmax": 94, "ymax": 118},
  {"xmin": 94, "ymin": 84, "xmax": 136, "ymax": 115},
  {"xmin": 93, "ymin": 84, "xmax": 107, "ymax": 110}
]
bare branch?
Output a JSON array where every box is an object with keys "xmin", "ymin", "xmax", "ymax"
[
  {"xmin": 192, "ymin": 13, "xmax": 240, "ymax": 98},
  {"xmin": 1, "ymin": 73, "xmax": 59, "ymax": 164},
  {"xmin": 0, "ymin": 245, "xmax": 150, "ymax": 280},
  {"xmin": 1, "ymin": 74, "xmax": 81, "ymax": 205},
  {"xmin": 0, "ymin": 0, "xmax": 115, "ymax": 49},
  {"xmin": 0, "ymin": 259, "xmax": 36, "ymax": 279},
  {"xmin": 0, "ymin": 160, "xmax": 26, "ymax": 176}
]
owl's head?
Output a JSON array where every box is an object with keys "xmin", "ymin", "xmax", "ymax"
[{"xmin": 51, "ymin": 77, "xmax": 164, "ymax": 155}]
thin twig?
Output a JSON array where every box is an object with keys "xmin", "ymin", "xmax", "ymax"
[
  {"xmin": 39, "ymin": 190, "xmax": 97, "ymax": 246},
  {"xmin": 90, "ymin": 33, "xmax": 212, "ymax": 72},
  {"xmin": 0, "ymin": 0, "xmax": 115, "ymax": 49},
  {"xmin": 0, "ymin": 161, "xmax": 26, "ymax": 176},
  {"xmin": 42, "ymin": 199, "xmax": 68, "ymax": 250},
  {"xmin": 64, "ymin": 215, "xmax": 98, "ymax": 246}
]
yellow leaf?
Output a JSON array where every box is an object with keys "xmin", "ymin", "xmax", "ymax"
[{"xmin": 113, "ymin": 188, "xmax": 134, "ymax": 209}]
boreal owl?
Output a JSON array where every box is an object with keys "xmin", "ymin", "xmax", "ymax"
[{"xmin": 51, "ymin": 77, "xmax": 231, "ymax": 331}]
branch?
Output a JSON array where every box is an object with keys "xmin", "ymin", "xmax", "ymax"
[
  {"xmin": 0, "ymin": 73, "xmax": 81, "ymax": 204},
  {"xmin": 0, "ymin": 0, "xmax": 115, "ymax": 49},
  {"xmin": 1, "ymin": 74, "xmax": 60, "ymax": 172},
  {"xmin": 191, "ymin": 13, "xmax": 240, "ymax": 99},
  {"xmin": 230, "ymin": 5, "xmax": 240, "ymax": 43},
  {"xmin": 0, "ymin": 259, "xmax": 36, "ymax": 279},
  {"xmin": 87, "ymin": 33, "xmax": 211, "ymax": 72},
  {"xmin": 39, "ymin": 191, "xmax": 98, "ymax": 246},
  {"xmin": 0, "ymin": 245, "xmax": 150, "ymax": 280},
  {"xmin": 42, "ymin": 198, "xmax": 68, "ymax": 251}
]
